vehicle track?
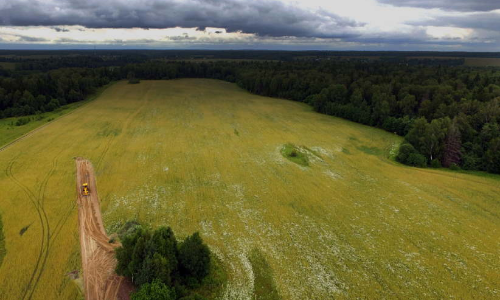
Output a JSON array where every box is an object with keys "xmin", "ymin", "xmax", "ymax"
[
  {"xmin": 5, "ymin": 159, "xmax": 49, "ymax": 300},
  {"xmin": 27, "ymin": 154, "xmax": 62, "ymax": 300},
  {"xmin": 76, "ymin": 158, "xmax": 131, "ymax": 300},
  {"xmin": 5, "ymin": 151, "xmax": 76, "ymax": 300}
]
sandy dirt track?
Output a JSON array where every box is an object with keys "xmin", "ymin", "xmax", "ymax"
[{"xmin": 76, "ymin": 158, "xmax": 132, "ymax": 300}]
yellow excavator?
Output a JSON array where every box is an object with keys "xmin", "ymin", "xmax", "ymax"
[{"xmin": 82, "ymin": 183, "xmax": 90, "ymax": 196}]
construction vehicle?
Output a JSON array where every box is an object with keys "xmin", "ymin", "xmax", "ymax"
[{"xmin": 82, "ymin": 183, "xmax": 90, "ymax": 196}]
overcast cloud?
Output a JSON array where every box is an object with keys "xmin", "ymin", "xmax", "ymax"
[
  {"xmin": 0, "ymin": 0, "xmax": 361, "ymax": 38},
  {"xmin": 413, "ymin": 11, "xmax": 500, "ymax": 32},
  {"xmin": 378, "ymin": 0, "xmax": 500, "ymax": 12},
  {"xmin": 0, "ymin": 0, "xmax": 499, "ymax": 50}
]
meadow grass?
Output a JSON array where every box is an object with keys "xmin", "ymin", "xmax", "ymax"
[
  {"xmin": 249, "ymin": 248, "xmax": 281, "ymax": 300},
  {"xmin": 0, "ymin": 214, "xmax": 5, "ymax": 269},
  {"xmin": 464, "ymin": 57, "xmax": 500, "ymax": 67},
  {"xmin": 280, "ymin": 143, "xmax": 309, "ymax": 166},
  {"xmin": 0, "ymin": 83, "xmax": 115, "ymax": 148},
  {"xmin": 0, "ymin": 62, "xmax": 16, "ymax": 70},
  {"xmin": 0, "ymin": 79, "xmax": 499, "ymax": 299}
]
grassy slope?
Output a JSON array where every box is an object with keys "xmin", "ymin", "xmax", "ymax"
[
  {"xmin": 0, "ymin": 83, "xmax": 114, "ymax": 148},
  {"xmin": 0, "ymin": 79, "xmax": 498, "ymax": 299}
]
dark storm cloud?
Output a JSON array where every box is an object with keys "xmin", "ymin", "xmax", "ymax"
[
  {"xmin": 378, "ymin": 0, "xmax": 500, "ymax": 12},
  {"xmin": 0, "ymin": 0, "xmax": 362, "ymax": 38}
]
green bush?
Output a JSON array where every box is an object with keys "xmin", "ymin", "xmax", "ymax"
[
  {"xmin": 15, "ymin": 117, "xmax": 30, "ymax": 126},
  {"xmin": 131, "ymin": 279, "xmax": 176, "ymax": 300},
  {"xmin": 397, "ymin": 142, "xmax": 427, "ymax": 167},
  {"xmin": 281, "ymin": 144, "xmax": 309, "ymax": 166},
  {"xmin": 178, "ymin": 294, "xmax": 207, "ymax": 300},
  {"xmin": 430, "ymin": 159, "xmax": 441, "ymax": 168},
  {"xmin": 407, "ymin": 153, "xmax": 428, "ymax": 168}
]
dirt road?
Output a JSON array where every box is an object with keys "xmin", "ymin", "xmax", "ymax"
[{"xmin": 76, "ymin": 158, "xmax": 132, "ymax": 300}]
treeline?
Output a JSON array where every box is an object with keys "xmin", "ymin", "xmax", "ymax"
[
  {"xmin": 1, "ymin": 59, "xmax": 499, "ymax": 173},
  {"xmin": 232, "ymin": 61, "xmax": 500, "ymax": 173},
  {"xmin": 0, "ymin": 67, "xmax": 115, "ymax": 117}
]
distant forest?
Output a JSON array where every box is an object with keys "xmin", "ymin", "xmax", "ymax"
[{"xmin": 0, "ymin": 51, "xmax": 499, "ymax": 173}]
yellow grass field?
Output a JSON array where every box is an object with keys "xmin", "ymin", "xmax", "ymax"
[
  {"xmin": 0, "ymin": 62, "xmax": 16, "ymax": 70},
  {"xmin": 465, "ymin": 58, "xmax": 500, "ymax": 67},
  {"xmin": 0, "ymin": 79, "xmax": 499, "ymax": 299}
]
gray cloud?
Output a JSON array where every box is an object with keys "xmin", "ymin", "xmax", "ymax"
[
  {"xmin": 410, "ymin": 11, "xmax": 500, "ymax": 31},
  {"xmin": 378, "ymin": 0, "xmax": 500, "ymax": 12},
  {"xmin": 16, "ymin": 35, "xmax": 48, "ymax": 42},
  {"xmin": 0, "ymin": 0, "xmax": 362, "ymax": 38},
  {"xmin": 53, "ymin": 27, "xmax": 70, "ymax": 32}
]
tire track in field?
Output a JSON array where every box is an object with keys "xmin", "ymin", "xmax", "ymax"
[
  {"xmin": 27, "ymin": 154, "xmax": 62, "ymax": 300},
  {"xmin": 5, "ymin": 160, "xmax": 49, "ymax": 300},
  {"xmin": 5, "ymin": 152, "xmax": 67, "ymax": 300}
]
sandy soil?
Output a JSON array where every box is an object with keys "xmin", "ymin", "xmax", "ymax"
[{"xmin": 76, "ymin": 158, "xmax": 133, "ymax": 300}]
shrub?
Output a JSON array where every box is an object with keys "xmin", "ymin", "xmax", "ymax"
[
  {"xmin": 281, "ymin": 144, "xmax": 309, "ymax": 166},
  {"xmin": 178, "ymin": 294, "xmax": 208, "ymax": 300},
  {"xmin": 449, "ymin": 163, "xmax": 461, "ymax": 170},
  {"xmin": 15, "ymin": 117, "xmax": 30, "ymax": 126},
  {"xmin": 430, "ymin": 159, "xmax": 441, "ymax": 168},
  {"xmin": 397, "ymin": 142, "xmax": 428, "ymax": 167},
  {"xmin": 407, "ymin": 153, "xmax": 428, "ymax": 168},
  {"xmin": 131, "ymin": 279, "xmax": 176, "ymax": 300},
  {"xmin": 396, "ymin": 142, "xmax": 416, "ymax": 164},
  {"xmin": 128, "ymin": 71, "xmax": 140, "ymax": 84}
]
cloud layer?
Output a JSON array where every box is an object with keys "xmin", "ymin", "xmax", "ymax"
[
  {"xmin": 0, "ymin": 0, "xmax": 361, "ymax": 38},
  {"xmin": 0, "ymin": 0, "xmax": 499, "ymax": 51},
  {"xmin": 379, "ymin": 0, "xmax": 500, "ymax": 12}
]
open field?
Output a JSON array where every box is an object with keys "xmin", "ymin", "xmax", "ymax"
[
  {"xmin": 0, "ymin": 62, "xmax": 16, "ymax": 70},
  {"xmin": 464, "ymin": 58, "xmax": 500, "ymax": 67},
  {"xmin": 0, "ymin": 83, "xmax": 114, "ymax": 148},
  {"xmin": 0, "ymin": 79, "xmax": 499, "ymax": 299}
]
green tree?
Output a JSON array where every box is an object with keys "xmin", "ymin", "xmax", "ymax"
[
  {"xmin": 128, "ymin": 71, "xmax": 140, "ymax": 84},
  {"xmin": 399, "ymin": 94, "xmax": 417, "ymax": 115},
  {"xmin": 406, "ymin": 117, "xmax": 428, "ymax": 151},
  {"xmin": 131, "ymin": 279, "xmax": 176, "ymax": 300},
  {"xmin": 442, "ymin": 118, "xmax": 462, "ymax": 167},
  {"xmin": 178, "ymin": 232, "xmax": 211, "ymax": 284},
  {"xmin": 485, "ymin": 138, "xmax": 500, "ymax": 173},
  {"xmin": 422, "ymin": 118, "xmax": 450, "ymax": 162}
]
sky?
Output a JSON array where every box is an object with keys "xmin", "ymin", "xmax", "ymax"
[{"xmin": 0, "ymin": 0, "xmax": 499, "ymax": 51}]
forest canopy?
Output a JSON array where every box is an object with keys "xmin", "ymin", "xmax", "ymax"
[{"xmin": 1, "ymin": 55, "xmax": 499, "ymax": 173}]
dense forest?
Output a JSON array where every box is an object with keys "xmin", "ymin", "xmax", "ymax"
[{"xmin": 0, "ymin": 53, "xmax": 499, "ymax": 173}]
